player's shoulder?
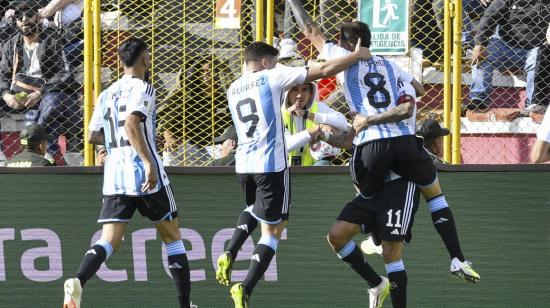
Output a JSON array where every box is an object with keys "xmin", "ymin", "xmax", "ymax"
[{"xmin": 128, "ymin": 78, "xmax": 155, "ymax": 96}]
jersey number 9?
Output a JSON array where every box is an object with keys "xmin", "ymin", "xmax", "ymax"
[{"xmin": 236, "ymin": 98, "xmax": 259, "ymax": 138}]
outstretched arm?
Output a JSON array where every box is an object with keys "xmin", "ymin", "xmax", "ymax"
[{"xmin": 304, "ymin": 38, "xmax": 371, "ymax": 83}]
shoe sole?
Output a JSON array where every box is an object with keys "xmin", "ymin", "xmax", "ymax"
[
  {"xmin": 216, "ymin": 255, "xmax": 233, "ymax": 286},
  {"xmin": 451, "ymin": 270, "xmax": 480, "ymax": 283}
]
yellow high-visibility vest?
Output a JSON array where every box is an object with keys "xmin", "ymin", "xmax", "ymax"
[{"xmin": 282, "ymin": 101, "xmax": 319, "ymax": 166}]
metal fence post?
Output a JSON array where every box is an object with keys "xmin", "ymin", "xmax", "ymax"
[
  {"xmin": 451, "ymin": 0, "xmax": 462, "ymax": 164},
  {"xmin": 83, "ymin": 0, "xmax": 94, "ymax": 166}
]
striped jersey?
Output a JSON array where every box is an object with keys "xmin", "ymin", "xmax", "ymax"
[
  {"xmin": 320, "ymin": 42, "xmax": 416, "ymax": 145},
  {"xmin": 227, "ymin": 64, "xmax": 308, "ymax": 173},
  {"xmin": 89, "ymin": 75, "xmax": 169, "ymax": 196}
]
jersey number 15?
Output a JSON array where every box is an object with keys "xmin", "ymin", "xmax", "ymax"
[{"xmin": 104, "ymin": 106, "xmax": 130, "ymax": 148}]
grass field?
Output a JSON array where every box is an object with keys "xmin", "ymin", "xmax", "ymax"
[{"xmin": 0, "ymin": 171, "xmax": 549, "ymax": 307}]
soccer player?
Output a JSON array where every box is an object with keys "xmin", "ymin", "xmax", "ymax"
[
  {"xmin": 324, "ymin": 82, "xmax": 418, "ymax": 308},
  {"xmin": 288, "ymin": 2, "xmax": 480, "ymax": 283},
  {"xmin": 330, "ymin": 176, "xmax": 420, "ymax": 308},
  {"xmin": 62, "ymin": 37, "xmax": 191, "ymax": 308},
  {"xmin": 219, "ymin": 40, "xmax": 372, "ymax": 307}
]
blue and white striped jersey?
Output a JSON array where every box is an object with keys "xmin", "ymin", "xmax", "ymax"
[
  {"xmin": 320, "ymin": 43, "xmax": 416, "ymax": 145},
  {"xmin": 228, "ymin": 64, "xmax": 308, "ymax": 173},
  {"xmin": 89, "ymin": 75, "xmax": 169, "ymax": 196}
]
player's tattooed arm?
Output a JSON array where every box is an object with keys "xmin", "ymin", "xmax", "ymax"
[
  {"xmin": 326, "ymin": 130, "xmax": 355, "ymax": 150},
  {"xmin": 352, "ymin": 102, "xmax": 415, "ymax": 132},
  {"xmin": 88, "ymin": 130, "xmax": 105, "ymax": 145}
]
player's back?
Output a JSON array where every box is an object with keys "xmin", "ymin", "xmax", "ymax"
[
  {"xmin": 320, "ymin": 43, "xmax": 416, "ymax": 144},
  {"xmin": 227, "ymin": 64, "xmax": 307, "ymax": 174},
  {"xmin": 94, "ymin": 75, "xmax": 168, "ymax": 196}
]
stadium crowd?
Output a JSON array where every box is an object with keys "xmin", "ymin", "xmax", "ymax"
[{"xmin": 0, "ymin": 0, "xmax": 548, "ymax": 167}]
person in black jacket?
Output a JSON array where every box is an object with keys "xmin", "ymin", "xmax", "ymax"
[
  {"xmin": 0, "ymin": 0, "xmax": 81, "ymax": 162},
  {"xmin": 469, "ymin": 0, "xmax": 550, "ymax": 111}
]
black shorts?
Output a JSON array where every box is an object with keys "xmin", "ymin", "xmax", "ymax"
[
  {"xmin": 98, "ymin": 185, "xmax": 178, "ymax": 224},
  {"xmin": 337, "ymin": 178, "xmax": 420, "ymax": 242},
  {"xmin": 237, "ymin": 169, "xmax": 290, "ymax": 224},
  {"xmin": 351, "ymin": 135, "xmax": 436, "ymax": 198}
]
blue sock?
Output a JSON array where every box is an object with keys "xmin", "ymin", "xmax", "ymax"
[{"xmin": 427, "ymin": 194, "xmax": 448, "ymax": 213}]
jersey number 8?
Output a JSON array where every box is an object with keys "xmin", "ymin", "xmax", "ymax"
[
  {"xmin": 236, "ymin": 98, "xmax": 259, "ymax": 138},
  {"xmin": 364, "ymin": 72, "xmax": 391, "ymax": 109}
]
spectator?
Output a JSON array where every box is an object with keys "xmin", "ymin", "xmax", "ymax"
[
  {"xmin": 207, "ymin": 125, "xmax": 237, "ymax": 167},
  {"xmin": 469, "ymin": 0, "xmax": 550, "ymax": 111},
  {"xmin": 281, "ymin": 80, "xmax": 349, "ymax": 166},
  {"xmin": 157, "ymin": 54, "xmax": 232, "ymax": 166},
  {"xmin": 6, "ymin": 124, "xmax": 55, "ymax": 167},
  {"xmin": 531, "ymin": 23, "xmax": 550, "ymax": 111},
  {"xmin": 432, "ymin": 0, "xmax": 487, "ymax": 51},
  {"xmin": 417, "ymin": 119, "xmax": 450, "ymax": 164},
  {"xmin": 278, "ymin": 45, "xmax": 349, "ymax": 166},
  {"xmin": 0, "ymin": 0, "xmax": 81, "ymax": 164}
]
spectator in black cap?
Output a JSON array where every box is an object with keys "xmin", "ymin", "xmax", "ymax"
[
  {"xmin": 418, "ymin": 119, "xmax": 450, "ymax": 164},
  {"xmin": 6, "ymin": 124, "xmax": 55, "ymax": 167},
  {"xmin": 208, "ymin": 125, "xmax": 237, "ymax": 167}
]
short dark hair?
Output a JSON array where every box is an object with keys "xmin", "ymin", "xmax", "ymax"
[
  {"xmin": 339, "ymin": 21, "xmax": 371, "ymax": 48},
  {"xmin": 118, "ymin": 37, "xmax": 148, "ymax": 67},
  {"xmin": 244, "ymin": 42, "xmax": 279, "ymax": 63}
]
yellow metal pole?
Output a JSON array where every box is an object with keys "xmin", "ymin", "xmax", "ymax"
[
  {"xmin": 92, "ymin": 0, "xmax": 101, "ymax": 98},
  {"xmin": 256, "ymin": 0, "xmax": 264, "ymax": 42},
  {"xmin": 443, "ymin": 0, "xmax": 452, "ymax": 162},
  {"xmin": 83, "ymin": 0, "xmax": 94, "ymax": 166},
  {"xmin": 266, "ymin": 0, "xmax": 274, "ymax": 45},
  {"xmin": 451, "ymin": 0, "xmax": 462, "ymax": 164}
]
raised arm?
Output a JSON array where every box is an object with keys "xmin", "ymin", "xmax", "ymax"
[
  {"xmin": 287, "ymin": 0, "xmax": 327, "ymax": 51},
  {"xmin": 411, "ymin": 79, "xmax": 425, "ymax": 97},
  {"xmin": 304, "ymin": 39, "xmax": 371, "ymax": 83},
  {"xmin": 39, "ymin": 0, "xmax": 77, "ymax": 19}
]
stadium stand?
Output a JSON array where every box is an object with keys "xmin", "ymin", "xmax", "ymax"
[{"xmin": 0, "ymin": 0, "xmax": 548, "ymax": 166}]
